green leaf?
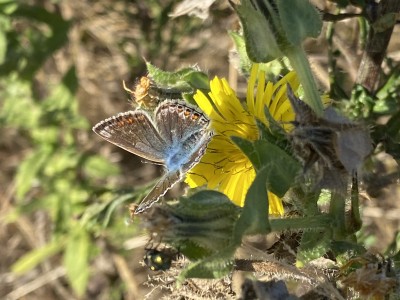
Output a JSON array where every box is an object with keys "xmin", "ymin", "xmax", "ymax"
[
  {"xmin": 256, "ymin": 141, "xmax": 300, "ymax": 197},
  {"xmin": 277, "ymin": 0, "xmax": 322, "ymax": 46},
  {"xmin": 146, "ymin": 62, "xmax": 195, "ymax": 91},
  {"xmin": 0, "ymin": 5, "xmax": 70, "ymax": 79},
  {"xmin": 330, "ymin": 240, "xmax": 366, "ymax": 259},
  {"xmin": 178, "ymin": 245, "xmax": 235, "ymax": 280},
  {"xmin": 43, "ymin": 149, "xmax": 78, "ymax": 177},
  {"xmin": 296, "ymin": 230, "xmax": 331, "ymax": 267},
  {"xmin": 43, "ymin": 67, "xmax": 78, "ymax": 112},
  {"xmin": 11, "ymin": 239, "xmax": 64, "ymax": 274},
  {"xmin": 229, "ymin": 31, "xmax": 252, "ymax": 75},
  {"xmin": 0, "ymin": 21, "xmax": 7, "ymax": 64},
  {"xmin": 182, "ymin": 70, "xmax": 210, "ymax": 91},
  {"xmin": 231, "ymin": 136, "xmax": 260, "ymax": 169},
  {"xmin": 15, "ymin": 147, "xmax": 53, "ymax": 200},
  {"xmin": 0, "ymin": 76, "xmax": 40, "ymax": 128},
  {"xmin": 0, "ymin": 0, "xmax": 19, "ymax": 14},
  {"xmin": 168, "ymin": 191, "xmax": 239, "ymax": 254},
  {"xmin": 83, "ymin": 155, "xmax": 120, "ymax": 179},
  {"xmin": 374, "ymin": 69, "xmax": 400, "ymax": 115},
  {"xmin": 178, "ymin": 240, "xmax": 212, "ymax": 261},
  {"xmin": 233, "ymin": 167, "xmax": 271, "ymax": 242},
  {"xmin": 64, "ymin": 229, "xmax": 90, "ymax": 296},
  {"xmin": 345, "ymin": 84, "xmax": 375, "ymax": 118},
  {"xmin": 232, "ymin": 0, "xmax": 283, "ymax": 62},
  {"xmin": 101, "ymin": 193, "xmax": 136, "ymax": 228},
  {"xmin": 232, "ymin": 138, "xmax": 301, "ymax": 197},
  {"xmin": 178, "ymin": 190, "xmax": 239, "ymax": 218}
]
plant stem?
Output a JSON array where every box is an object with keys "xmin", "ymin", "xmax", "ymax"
[
  {"xmin": 329, "ymin": 191, "xmax": 346, "ymax": 240},
  {"xmin": 286, "ymin": 46, "xmax": 324, "ymax": 117},
  {"xmin": 270, "ymin": 214, "xmax": 333, "ymax": 231}
]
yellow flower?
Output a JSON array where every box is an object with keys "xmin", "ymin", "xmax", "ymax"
[{"xmin": 185, "ymin": 64, "xmax": 300, "ymax": 216}]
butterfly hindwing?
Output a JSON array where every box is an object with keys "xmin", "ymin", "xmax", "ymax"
[
  {"xmin": 155, "ymin": 100, "xmax": 210, "ymax": 145},
  {"xmin": 134, "ymin": 169, "xmax": 181, "ymax": 213}
]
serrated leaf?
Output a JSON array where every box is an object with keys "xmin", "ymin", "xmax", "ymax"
[
  {"xmin": 64, "ymin": 229, "xmax": 90, "ymax": 296},
  {"xmin": 11, "ymin": 239, "xmax": 64, "ymax": 274},
  {"xmin": 277, "ymin": 0, "xmax": 322, "ymax": 46},
  {"xmin": 146, "ymin": 62, "xmax": 194, "ymax": 91}
]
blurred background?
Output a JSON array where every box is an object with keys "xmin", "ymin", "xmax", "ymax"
[
  {"xmin": 0, "ymin": 1, "xmax": 234, "ymax": 299},
  {"xmin": 0, "ymin": 0, "xmax": 399, "ymax": 299}
]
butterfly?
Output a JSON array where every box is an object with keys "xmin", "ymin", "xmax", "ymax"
[{"xmin": 93, "ymin": 100, "xmax": 213, "ymax": 214}]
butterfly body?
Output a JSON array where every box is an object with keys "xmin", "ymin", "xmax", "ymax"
[{"xmin": 93, "ymin": 100, "xmax": 212, "ymax": 213}]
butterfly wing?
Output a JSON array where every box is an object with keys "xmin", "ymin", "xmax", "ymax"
[
  {"xmin": 94, "ymin": 101, "xmax": 213, "ymax": 214},
  {"xmin": 133, "ymin": 130, "xmax": 213, "ymax": 214},
  {"xmin": 93, "ymin": 110, "xmax": 167, "ymax": 163},
  {"xmin": 134, "ymin": 169, "xmax": 181, "ymax": 213},
  {"xmin": 154, "ymin": 100, "xmax": 210, "ymax": 145}
]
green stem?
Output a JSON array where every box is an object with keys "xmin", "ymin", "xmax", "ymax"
[
  {"xmin": 329, "ymin": 191, "xmax": 346, "ymax": 239},
  {"xmin": 286, "ymin": 46, "xmax": 324, "ymax": 117},
  {"xmin": 270, "ymin": 214, "xmax": 333, "ymax": 232}
]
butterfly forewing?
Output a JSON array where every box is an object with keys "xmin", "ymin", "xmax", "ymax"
[{"xmin": 93, "ymin": 111, "xmax": 168, "ymax": 163}]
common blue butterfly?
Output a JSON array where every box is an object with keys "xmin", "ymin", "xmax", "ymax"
[{"xmin": 93, "ymin": 100, "xmax": 213, "ymax": 213}]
